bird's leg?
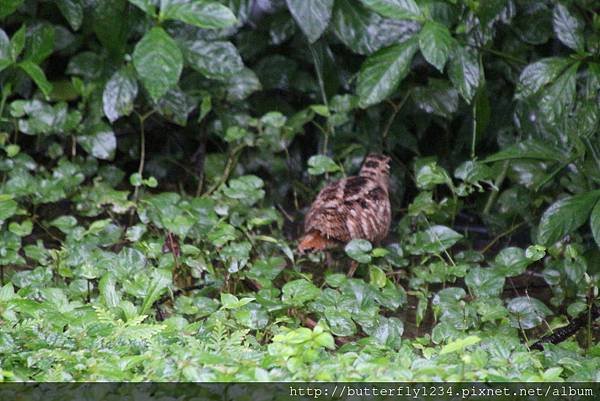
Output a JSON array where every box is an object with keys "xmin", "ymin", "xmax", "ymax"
[
  {"xmin": 325, "ymin": 251, "xmax": 334, "ymax": 268},
  {"xmin": 347, "ymin": 260, "xmax": 358, "ymax": 278}
]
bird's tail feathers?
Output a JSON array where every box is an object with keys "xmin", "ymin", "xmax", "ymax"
[{"xmin": 297, "ymin": 231, "xmax": 333, "ymax": 254}]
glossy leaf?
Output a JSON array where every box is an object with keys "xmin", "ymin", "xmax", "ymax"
[
  {"xmin": 449, "ymin": 46, "xmax": 480, "ymax": 102},
  {"xmin": 359, "ymin": 0, "xmax": 421, "ymax": 20},
  {"xmin": 537, "ymin": 190, "xmax": 600, "ymax": 246},
  {"xmin": 133, "ymin": 27, "xmax": 183, "ymax": 102},
  {"xmin": 591, "ymin": 201, "xmax": 600, "ymax": 250},
  {"xmin": 182, "ymin": 40, "xmax": 244, "ymax": 80},
  {"xmin": 419, "ymin": 21, "xmax": 454, "ymax": 72},
  {"xmin": 344, "ymin": 239, "xmax": 372, "ymax": 263},
  {"xmin": 102, "ymin": 66, "xmax": 138, "ymax": 122},
  {"xmin": 515, "ymin": 57, "xmax": 572, "ymax": 99},
  {"xmin": 357, "ymin": 38, "xmax": 418, "ymax": 107},
  {"xmin": 552, "ymin": 4, "xmax": 583, "ymax": 52},
  {"xmin": 19, "ymin": 61, "xmax": 53, "ymax": 98},
  {"xmin": 160, "ymin": 0, "xmax": 237, "ymax": 29},
  {"xmin": 56, "ymin": 0, "xmax": 84, "ymax": 30},
  {"xmin": 286, "ymin": 0, "xmax": 334, "ymax": 43}
]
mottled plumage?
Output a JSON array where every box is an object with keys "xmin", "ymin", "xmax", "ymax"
[{"xmin": 298, "ymin": 154, "xmax": 392, "ymax": 257}]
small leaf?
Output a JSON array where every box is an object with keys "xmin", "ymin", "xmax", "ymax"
[
  {"xmin": 0, "ymin": 195, "xmax": 18, "ymax": 221},
  {"xmin": 419, "ymin": 21, "xmax": 454, "ymax": 72},
  {"xmin": 79, "ymin": 123, "xmax": 117, "ymax": 160},
  {"xmin": 552, "ymin": 4, "xmax": 584, "ymax": 52},
  {"xmin": 132, "ymin": 27, "xmax": 183, "ymax": 102},
  {"xmin": 449, "ymin": 46, "xmax": 480, "ymax": 103},
  {"xmin": 307, "ymin": 155, "xmax": 340, "ymax": 175},
  {"xmin": 102, "ymin": 66, "xmax": 138, "ymax": 122},
  {"xmin": 357, "ymin": 38, "xmax": 418, "ymax": 107},
  {"xmin": 160, "ymin": 0, "xmax": 237, "ymax": 29},
  {"xmin": 411, "ymin": 225, "xmax": 462, "ymax": 254},
  {"xmin": 440, "ymin": 335, "xmax": 480, "ymax": 354},
  {"xmin": 286, "ymin": 0, "xmax": 334, "ymax": 43},
  {"xmin": 19, "ymin": 61, "xmax": 53, "ymax": 98},
  {"xmin": 591, "ymin": 201, "xmax": 600, "ymax": 250},
  {"xmin": 344, "ymin": 239, "xmax": 372, "ymax": 264},
  {"xmin": 282, "ymin": 279, "xmax": 320, "ymax": 305},
  {"xmin": 537, "ymin": 190, "xmax": 600, "ymax": 246},
  {"xmin": 56, "ymin": 0, "xmax": 84, "ymax": 30}
]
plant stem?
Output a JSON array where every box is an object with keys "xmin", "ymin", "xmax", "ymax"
[{"xmin": 483, "ymin": 160, "xmax": 509, "ymax": 215}]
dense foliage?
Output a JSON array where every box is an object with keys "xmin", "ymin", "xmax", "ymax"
[{"xmin": 0, "ymin": 0, "xmax": 599, "ymax": 381}]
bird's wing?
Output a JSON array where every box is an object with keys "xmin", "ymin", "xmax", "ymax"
[{"xmin": 304, "ymin": 176, "xmax": 390, "ymax": 243}]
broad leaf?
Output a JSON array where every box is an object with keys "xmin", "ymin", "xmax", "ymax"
[
  {"xmin": 357, "ymin": 38, "xmax": 418, "ymax": 107},
  {"xmin": 515, "ymin": 57, "xmax": 572, "ymax": 99},
  {"xmin": 133, "ymin": 27, "xmax": 182, "ymax": 102},
  {"xmin": 19, "ymin": 61, "xmax": 53, "ymax": 98},
  {"xmin": 419, "ymin": 21, "xmax": 454, "ymax": 72},
  {"xmin": 286, "ymin": 0, "xmax": 334, "ymax": 43},
  {"xmin": 160, "ymin": 0, "xmax": 237, "ymax": 29},
  {"xmin": 182, "ymin": 40, "xmax": 244, "ymax": 80},
  {"xmin": 359, "ymin": 0, "xmax": 421, "ymax": 20},
  {"xmin": 552, "ymin": 4, "xmax": 583, "ymax": 52},
  {"xmin": 345, "ymin": 239, "xmax": 372, "ymax": 263},
  {"xmin": 484, "ymin": 139, "xmax": 566, "ymax": 163},
  {"xmin": 56, "ymin": 0, "xmax": 84, "ymax": 30},
  {"xmin": 591, "ymin": 201, "xmax": 600, "ymax": 250},
  {"xmin": 539, "ymin": 62, "xmax": 578, "ymax": 122},
  {"xmin": 449, "ymin": 46, "xmax": 480, "ymax": 102},
  {"xmin": 102, "ymin": 66, "xmax": 138, "ymax": 122},
  {"xmin": 537, "ymin": 190, "xmax": 600, "ymax": 246}
]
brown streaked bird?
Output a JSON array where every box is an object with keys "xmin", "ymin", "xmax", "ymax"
[{"xmin": 298, "ymin": 153, "xmax": 392, "ymax": 276}]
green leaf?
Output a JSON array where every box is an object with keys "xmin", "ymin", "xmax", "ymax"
[
  {"xmin": 222, "ymin": 175, "xmax": 265, "ymax": 206},
  {"xmin": 10, "ymin": 24, "xmax": 26, "ymax": 61},
  {"xmin": 515, "ymin": 57, "xmax": 572, "ymax": 99},
  {"xmin": 79, "ymin": 123, "xmax": 117, "ymax": 160},
  {"xmin": 359, "ymin": 0, "xmax": 421, "ymax": 20},
  {"xmin": 0, "ymin": 195, "xmax": 18, "ymax": 221},
  {"xmin": 8, "ymin": 220, "xmax": 32, "ymax": 236},
  {"xmin": 440, "ymin": 335, "xmax": 480, "ymax": 354},
  {"xmin": 233, "ymin": 303, "xmax": 268, "ymax": 329},
  {"xmin": 102, "ymin": 66, "xmax": 138, "ymax": 122},
  {"xmin": 449, "ymin": 46, "xmax": 480, "ymax": 103},
  {"xmin": 539, "ymin": 62, "xmax": 578, "ymax": 122},
  {"xmin": 369, "ymin": 266, "xmax": 387, "ymax": 288},
  {"xmin": 93, "ymin": 0, "xmax": 128, "ymax": 56},
  {"xmin": 132, "ymin": 27, "xmax": 183, "ymax": 102},
  {"xmin": 99, "ymin": 274, "xmax": 120, "ymax": 308},
  {"xmin": 140, "ymin": 269, "xmax": 171, "ymax": 315},
  {"xmin": 591, "ymin": 201, "xmax": 600, "ymax": 251},
  {"xmin": 465, "ymin": 267, "xmax": 505, "ymax": 298},
  {"xmin": 0, "ymin": 29, "xmax": 11, "ymax": 72},
  {"xmin": 412, "ymin": 79, "xmax": 458, "ymax": 118},
  {"xmin": 357, "ymin": 38, "xmax": 418, "ymax": 107},
  {"xmin": 494, "ymin": 247, "xmax": 530, "ymax": 276},
  {"xmin": 128, "ymin": 0, "xmax": 157, "ymax": 16},
  {"xmin": 507, "ymin": 297, "xmax": 552, "ymax": 329},
  {"xmin": 286, "ymin": 0, "xmax": 333, "ymax": 43},
  {"xmin": 537, "ymin": 190, "xmax": 600, "ymax": 246},
  {"xmin": 160, "ymin": 0, "xmax": 237, "ymax": 29},
  {"xmin": 282, "ymin": 279, "xmax": 320, "ymax": 305},
  {"xmin": 484, "ymin": 139, "xmax": 566, "ymax": 163},
  {"xmin": 307, "ymin": 155, "xmax": 340, "ymax": 175},
  {"xmin": 182, "ymin": 40, "xmax": 244, "ymax": 80},
  {"xmin": 24, "ymin": 23, "xmax": 55, "ymax": 64},
  {"xmin": 552, "ymin": 4, "xmax": 584, "ymax": 52},
  {"xmin": 18, "ymin": 61, "xmax": 53, "ymax": 98},
  {"xmin": 344, "ymin": 239, "xmax": 372, "ymax": 263},
  {"xmin": 0, "ymin": 0, "xmax": 23, "ymax": 19},
  {"xmin": 56, "ymin": 0, "xmax": 84, "ymax": 31},
  {"xmin": 411, "ymin": 225, "xmax": 462, "ymax": 254},
  {"xmin": 418, "ymin": 21, "xmax": 454, "ymax": 72}
]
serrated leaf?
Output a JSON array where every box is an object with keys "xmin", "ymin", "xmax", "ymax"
[
  {"xmin": 357, "ymin": 38, "xmax": 418, "ymax": 107},
  {"xmin": 132, "ymin": 27, "xmax": 182, "ymax": 101}
]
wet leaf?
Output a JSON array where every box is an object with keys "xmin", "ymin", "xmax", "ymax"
[
  {"xmin": 345, "ymin": 239, "xmax": 373, "ymax": 263},
  {"xmin": 552, "ymin": 4, "xmax": 583, "ymax": 52},
  {"xmin": 286, "ymin": 0, "xmax": 334, "ymax": 43},
  {"xmin": 102, "ymin": 66, "xmax": 138, "ymax": 122},
  {"xmin": 160, "ymin": 0, "xmax": 237, "ymax": 29},
  {"xmin": 133, "ymin": 27, "xmax": 182, "ymax": 102},
  {"xmin": 418, "ymin": 21, "xmax": 454, "ymax": 72}
]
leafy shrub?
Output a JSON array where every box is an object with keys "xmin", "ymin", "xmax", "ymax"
[{"xmin": 0, "ymin": 0, "xmax": 599, "ymax": 381}]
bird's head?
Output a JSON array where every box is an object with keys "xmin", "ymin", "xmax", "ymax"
[{"xmin": 359, "ymin": 153, "xmax": 391, "ymax": 184}]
